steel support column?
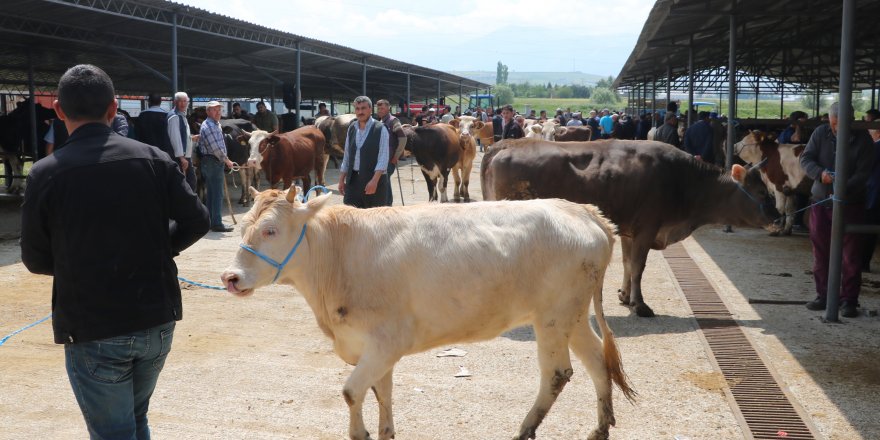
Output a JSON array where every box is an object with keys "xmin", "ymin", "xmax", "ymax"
[
  {"xmin": 295, "ymin": 41, "xmax": 301, "ymax": 128},
  {"xmin": 825, "ymin": 0, "xmax": 856, "ymax": 322},
  {"xmin": 361, "ymin": 57, "xmax": 367, "ymax": 97},
  {"xmin": 437, "ymin": 77, "xmax": 441, "ymax": 107},
  {"xmin": 666, "ymin": 64, "xmax": 672, "ymax": 107},
  {"xmin": 687, "ymin": 38, "xmax": 695, "ymax": 127},
  {"xmin": 651, "ymin": 76, "xmax": 657, "ymax": 127},
  {"xmin": 406, "ymin": 70, "xmax": 411, "ymax": 117},
  {"xmin": 458, "ymin": 81, "xmax": 463, "ymax": 116},
  {"xmin": 726, "ymin": 15, "xmax": 736, "ymax": 172},
  {"xmin": 171, "ymin": 11, "xmax": 178, "ymax": 94},
  {"xmin": 27, "ymin": 49, "xmax": 37, "ymax": 159}
]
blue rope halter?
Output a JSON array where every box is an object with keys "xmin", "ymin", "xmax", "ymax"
[{"xmin": 237, "ymin": 185, "xmax": 329, "ymax": 284}]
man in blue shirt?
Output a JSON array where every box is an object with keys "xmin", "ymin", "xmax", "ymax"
[
  {"xmin": 599, "ymin": 109, "xmax": 614, "ymax": 139},
  {"xmin": 683, "ymin": 111, "xmax": 714, "ymax": 163},
  {"xmin": 198, "ymin": 101, "xmax": 235, "ymax": 232}
]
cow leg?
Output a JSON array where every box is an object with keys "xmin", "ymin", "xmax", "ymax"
[
  {"xmin": 626, "ymin": 237, "xmax": 655, "ymax": 318},
  {"xmin": 343, "ymin": 349, "xmax": 399, "ymax": 440},
  {"xmin": 371, "ymin": 368, "xmax": 396, "ymax": 440},
  {"xmin": 438, "ymin": 170, "xmax": 450, "ymax": 203},
  {"xmin": 569, "ymin": 318, "xmax": 615, "ymax": 440},
  {"xmin": 515, "ymin": 324, "xmax": 574, "ymax": 440},
  {"xmin": 451, "ymin": 166, "xmax": 462, "ymax": 202},
  {"xmin": 769, "ymin": 189, "xmax": 786, "ymax": 236},
  {"xmin": 461, "ymin": 162, "xmax": 472, "ymax": 202},
  {"xmin": 6, "ymin": 155, "xmax": 24, "ymax": 194},
  {"xmin": 421, "ymin": 170, "xmax": 437, "ymax": 202},
  {"xmin": 617, "ymin": 236, "xmax": 633, "ymax": 305},
  {"xmin": 238, "ymin": 169, "xmax": 249, "ymax": 205}
]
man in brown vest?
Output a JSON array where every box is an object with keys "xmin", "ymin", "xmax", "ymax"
[
  {"xmin": 376, "ymin": 99, "xmax": 407, "ymax": 205},
  {"xmin": 338, "ymin": 96, "xmax": 390, "ymax": 208}
]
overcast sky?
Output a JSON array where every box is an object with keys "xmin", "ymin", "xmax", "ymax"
[{"xmin": 178, "ymin": 0, "xmax": 654, "ymax": 77}]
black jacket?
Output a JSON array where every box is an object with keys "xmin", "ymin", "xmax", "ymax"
[
  {"xmin": 21, "ymin": 123, "xmax": 210, "ymax": 344},
  {"xmin": 135, "ymin": 109, "xmax": 175, "ymax": 159}
]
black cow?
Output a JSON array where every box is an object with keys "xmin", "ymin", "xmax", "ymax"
[
  {"xmin": 482, "ymin": 138, "xmax": 777, "ymax": 317},
  {"xmin": 0, "ymin": 99, "xmax": 56, "ymax": 194},
  {"xmin": 221, "ymin": 119, "xmax": 260, "ymax": 206},
  {"xmin": 402, "ymin": 123, "xmax": 462, "ymax": 202}
]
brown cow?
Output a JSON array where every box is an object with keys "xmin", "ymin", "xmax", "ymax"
[
  {"xmin": 402, "ymin": 123, "xmax": 462, "ymax": 202},
  {"xmin": 244, "ymin": 127, "xmax": 327, "ymax": 193},
  {"xmin": 482, "ymin": 138, "xmax": 776, "ymax": 317}
]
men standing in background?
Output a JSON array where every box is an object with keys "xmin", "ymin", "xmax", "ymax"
[
  {"xmin": 135, "ymin": 92, "xmax": 174, "ymax": 159},
  {"xmin": 800, "ymin": 102, "xmax": 874, "ymax": 318},
  {"xmin": 683, "ymin": 111, "xmax": 714, "ymax": 163},
  {"xmin": 252, "ymin": 101, "xmax": 278, "ymax": 133},
  {"xmin": 338, "ymin": 96, "xmax": 390, "ymax": 208},
  {"xmin": 198, "ymin": 101, "xmax": 236, "ymax": 232},
  {"xmin": 167, "ymin": 91, "xmax": 198, "ymax": 191},
  {"xmin": 377, "ymin": 99, "xmax": 407, "ymax": 205},
  {"xmin": 654, "ymin": 112, "xmax": 681, "ymax": 149}
]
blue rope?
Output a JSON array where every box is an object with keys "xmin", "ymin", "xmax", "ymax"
[
  {"xmin": 304, "ymin": 185, "xmax": 330, "ymax": 201},
  {"xmin": 0, "ymin": 313, "xmax": 52, "ymax": 347},
  {"xmin": 177, "ymin": 276, "xmax": 227, "ymax": 291}
]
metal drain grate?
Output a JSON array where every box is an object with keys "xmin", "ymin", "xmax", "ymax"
[{"xmin": 662, "ymin": 243, "xmax": 820, "ymax": 440}]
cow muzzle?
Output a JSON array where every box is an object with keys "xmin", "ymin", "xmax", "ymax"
[{"xmin": 220, "ymin": 270, "xmax": 254, "ymax": 297}]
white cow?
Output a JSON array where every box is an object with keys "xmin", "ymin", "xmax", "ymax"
[{"xmin": 222, "ymin": 188, "xmax": 635, "ymax": 440}]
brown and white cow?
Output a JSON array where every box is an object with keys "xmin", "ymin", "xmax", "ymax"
[
  {"xmin": 734, "ymin": 131, "xmax": 810, "ymax": 236},
  {"xmin": 402, "ymin": 123, "xmax": 465, "ymax": 202},
  {"xmin": 527, "ymin": 121, "xmax": 592, "ymax": 142},
  {"xmin": 447, "ymin": 117, "xmax": 480, "ymax": 201},
  {"xmin": 482, "ymin": 138, "xmax": 776, "ymax": 317},
  {"xmin": 244, "ymin": 127, "xmax": 327, "ymax": 193},
  {"xmin": 222, "ymin": 189, "xmax": 635, "ymax": 440}
]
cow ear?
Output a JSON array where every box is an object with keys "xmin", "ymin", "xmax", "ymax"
[
  {"xmin": 248, "ymin": 186, "xmax": 260, "ymax": 198},
  {"xmin": 529, "ymin": 125, "xmax": 542, "ymax": 134},
  {"xmin": 473, "ymin": 121, "xmax": 485, "ymax": 130},
  {"xmin": 555, "ymin": 126, "xmax": 567, "ymax": 136},
  {"xmin": 767, "ymin": 132, "xmax": 777, "ymax": 142},
  {"xmin": 268, "ymin": 134, "xmax": 281, "ymax": 145},
  {"xmin": 731, "ymin": 164, "xmax": 747, "ymax": 183},
  {"xmin": 449, "ymin": 119, "xmax": 460, "ymax": 128},
  {"xmin": 304, "ymin": 193, "xmax": 332, "ymax": 213}
]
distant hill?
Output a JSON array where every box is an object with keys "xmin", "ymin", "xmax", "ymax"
[{"xmin": 449, "ymin": 71, "xmax": 606, "ymax": 86}]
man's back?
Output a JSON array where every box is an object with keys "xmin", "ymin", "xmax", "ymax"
[
  {"xmin": 21, "ymin": 123, "xmax": 209, "ymax": 343},
  {"xmin": 136, "ymin": 109, "xmax": 174, "ymax": 158}
]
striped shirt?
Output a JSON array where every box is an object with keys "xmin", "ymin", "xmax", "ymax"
[
  {"xmin": 340, "ymin": 117, "xmax": 389, "ymax": 174},
  {"xmin": 198, "ymin": 118, "xmax": 227, "ymax": 161}
]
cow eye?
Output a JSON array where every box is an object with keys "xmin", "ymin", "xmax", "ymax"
[{"xmin": 262, "ymin": 227, "xmax": 276, "ymax": 238}]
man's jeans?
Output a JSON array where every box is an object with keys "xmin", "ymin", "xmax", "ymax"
[
  {"xmin": 200, "ymin": 156, "xmax": 224, "ymax": 227},
  {"xmin": 65, "ymin": 321, "xmax": 176, "ymax": 440}
]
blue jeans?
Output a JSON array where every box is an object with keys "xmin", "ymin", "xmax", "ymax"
[
  {"xmin": 200, "ymin": 156, "xmax": 224, "ymax": 227},
  {"xmin": 65, "ymin": 321, "xmax": 176, "ymax": 440}
]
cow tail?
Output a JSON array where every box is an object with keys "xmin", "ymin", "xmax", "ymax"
[
  {"xmin": 592, "ymin": 280, "xmax": 636, "ymax": 403},
  {"xmin": 587, "ymin": 206, "xmax": 635, "ymax": 403}
]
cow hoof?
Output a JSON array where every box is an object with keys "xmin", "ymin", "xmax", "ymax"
[
  {"xmin": 633, "ymin": 303, "xmax": 655, "ymax": 318},
  {"xmin": 768, "ymin": 230, "xmax": 780, "ymax": 237},
  {"xmin": 617, "ymin": 290, "xmax": 630, "ymax": 305},
  {"xmin": 587, "ymin": 427, "xmax": 610, "ymax": 440}
]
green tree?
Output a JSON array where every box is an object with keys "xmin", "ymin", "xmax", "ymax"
[
  {"xmin": 591, "ymin": 87, "xmax": 619, "ymax": 106},
  {"xmin": 496, "ymin": 61, "xmax": 509, "ymax": 85},
  {"xmin": 494, "ymin": 84, "xmax": 514, "ymax": 105},
  {"xmin": 556, "ymin": 86, "xmax": 574, "ymax": 99},
  {"xmin": 595, "ymin": 75, "xmax": 615, "ymax": 89}
]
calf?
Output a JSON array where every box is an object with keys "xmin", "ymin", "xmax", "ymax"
[
  {"xmin": 402, "ymin": 123, "xmax": 462, "ymax": 202},
  {"xmin": 244, "ymin": 127, "xmax": 327, "ymax": 194},
  {"xmin": 222, "ymin": 189, "xmax": 635, "ymax": 440},
  {"xmin": 221, "ymin": 119, "xmax": 259, "ymax": 206},
  {"xmin": 734, "ymin": 131, "xmax": 810, "ymax": 236},
  {"xmin": 448, "ymin": 117, "xmax": 481, "ymax": 201}
]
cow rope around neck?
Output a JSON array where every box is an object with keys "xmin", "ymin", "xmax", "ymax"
[{"xmin": 238, "ymin": 185, "xmax": 329, "ymax": 283}]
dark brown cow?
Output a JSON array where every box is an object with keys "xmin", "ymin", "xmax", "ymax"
[
  {"xmin": 481, "ymin": 138, "xmax": 776, "ymax": 317},
  {"xmin": 244, "ymin": 126, "xmax": 327, "ymax": 193},
  {"xmin": 402, "ymin": 123, "xmax": 462, "ymax": 202},
  {"xmin": 554, "ymin": 125, "xmax": 593, "ymax": 142},
  {"xmin": 315, "ymin": 114, "xmax": 356, "ymax": 167}
]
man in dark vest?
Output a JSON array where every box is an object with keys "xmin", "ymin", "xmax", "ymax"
[
  {"xmin": 167, "ymin": 91, "xmax": 197, "ymax": 191},
  {"xmin": 337, "ymin": 96, "xmax": 390, "ymax": 208},
  {"xmin": 135, "ymin": 92, "xmax": 174, "ymax": 159},
  {"xmin": 376, "ymin": 99, "xmax": 407, "ymax": 206},
  {"xmin": 498, "ymin": 104, "xmax": 524, "ymax": 141}
]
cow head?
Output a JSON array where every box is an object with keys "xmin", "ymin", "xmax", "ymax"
[
  {"xmin": 245, "ymin": 129, "xmax": 278, "ymax": 170},
  {"xmin": 540, "ymin": 121, "xmax": 568, "ymax": 141},
  {"xmin": 455, "ymin": 116, "xmax": 485, "ymax": 146},
  {"xmin": 525, "ymin": 124, "xmax": 543, "ymax": 138},
  {"xmin": 729, "ymin": 163, "xmax": 778, "ymax": 228},
  {"xmin": 733, "ymin": 131, "xmax": 767, "ymax": 165},
  {"xmin": 221, "ymin": 184, "xmax": 333, "ymax": 296}
]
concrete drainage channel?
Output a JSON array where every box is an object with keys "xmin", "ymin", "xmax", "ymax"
[{"xmin": 662, "ymin": 243, "xmax": 820, "ymax": 440}]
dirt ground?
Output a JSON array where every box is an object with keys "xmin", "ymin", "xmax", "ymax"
[{"xmin": 1, "ymin": 152, "xmax": 878, "ymax": 440}]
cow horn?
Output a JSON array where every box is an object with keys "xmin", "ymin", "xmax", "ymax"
[
  {"xmin": 242, "ymin": 129, "xmax": 251, "ymax": 136},
  {"xmin": 285, "ymin": 184, "xmax": 299, "ymax": 203},
  {"xmin": 271, "ymin": 129, "xmax": 279, "ymax": 135}
]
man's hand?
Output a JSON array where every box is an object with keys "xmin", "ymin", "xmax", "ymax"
[
  {"xmin": 365, "ymin": 178, "xmax": 379, "ymax": 195},
  {"xmin": 178, "ymin": 156, "xmax": 189, "ymax": 173},
  {"xmin": 191, "ymin": 134, "xmax": 200, "ymax": 143},
  {"xmin": 821, "ymin": 170, "xmax": 834, "ymax": 184},
  {"xmin": 338, "ymin": 175, "xmax": 346, "ymax": 196},
  {"xmin": 224, "ymin": 158, "xmax": 234, "ymax": 170},
  {"xmin": 695, "ymin": 155, "xmax": 702, "ymax": 162}
]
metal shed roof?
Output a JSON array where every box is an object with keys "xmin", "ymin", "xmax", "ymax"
[
  {"xmin": 0, "ymin": 0, "xmax": 489, "ymax": 101},
  {"xmin": 614, "ymin": 0, "xmax": 880, "ymax": 93}
]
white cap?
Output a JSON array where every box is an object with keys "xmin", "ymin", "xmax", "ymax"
[{"xmin": 206, "ymin": 100, "xmax": 222, "ymax": 108}]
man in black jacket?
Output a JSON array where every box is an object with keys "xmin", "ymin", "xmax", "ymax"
[
  {"xmin": 20, "ymin": 64, "xmax": 209, "ymax": 439},
  {"xmin": 135, "ymin": 92, "xmax": 175, "ymax": 159}
]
